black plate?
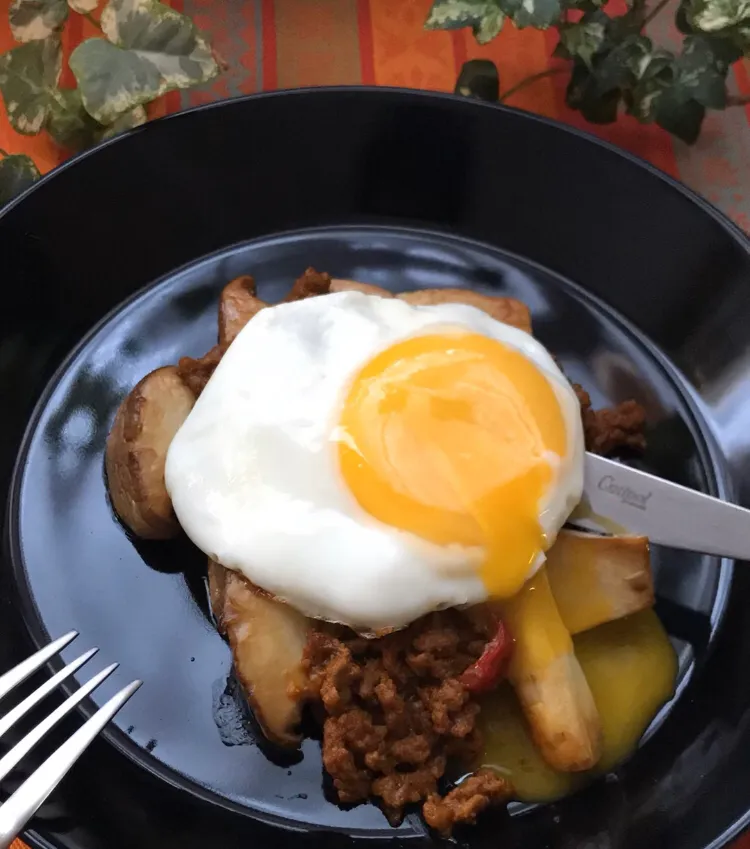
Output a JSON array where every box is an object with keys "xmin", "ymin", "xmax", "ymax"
[{"xmin": 1, "ymin": 88, "xmax": 750, "ymax": 849}]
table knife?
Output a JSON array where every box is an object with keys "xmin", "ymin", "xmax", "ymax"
[{"xmin": 572, "ymin": 453, "xmax": 750, "ymax": 561}]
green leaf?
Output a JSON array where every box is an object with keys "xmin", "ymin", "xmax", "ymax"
[
  {"xmin": 45, "ymin": 88, "xmax": 146, "ymax": 149},
  {"xmin": 0, "ymin": 36, "xmax": 61, "ymax": 134},
  {"xmin": 425, "ymin": 0, "xmax": 505, "ymax": 43},
  {"xmin": 628, "ymin": 52, "xmax": 675, "ymax": 120},
  {"xmin": 70, "ymin": 0, "xmax": 219, "ymax": 123},
  {"xmin": 566, "ymin": 61, "xmax": 622, "ymax": 121},
  {"xmin": 507, "ymin": 0, "xmax": 562, "ymax": 28},
  {"xmin": 68, "ymin": 0, "xmax": 99, "ymax": 10},
  {"xmin": 676, "ymin": 1, "xmax": 695, "ymax": 32},
  {"xmin": 425, "ymin": 0, "xmax": 563, "ymax": 37},
  {"xmin": 0, "ymin": 153, "xmax": 41, "ymax": 205},
  {"xmin": 556, "ymin": 18, "xmax": 607, "ymax": 67},
  {"xmin": 669, "ymin": 34, "xmax": 734, "ymax": 106},
  {"xmin": 686, "ymin": 0, "xmax": 750, "ymax": 33},
  {"xmin": 560, "ymin": 0, "xmax": 605, "ymax": 11},
  {"xmin": 9, "ymin": 0, "xmax": 67, "ymax": 43},
  {"xmin": 69, "ymin": 38, "xmax": 157, "ymax": 122},
  {"xmin": 624, "ymin": 34, "xmax": 735, "ymax": 140},
  {"xmin": 473, "ymin": 5, "xmax": 505, "ymax": 39},
  {"xmin": 592, "ymin": 34, "xmax": 653, "ymax": 94},
  {"xmin": 45, "ymin": 87, "xmax": 101, "ymax": 149},
  {"xmin": 655, "ymin": 87, "xmax": 705, "ymax": 141},
  {"xmin": 99, "ymin": 103, "xmax": 146, "ymax": 137}
]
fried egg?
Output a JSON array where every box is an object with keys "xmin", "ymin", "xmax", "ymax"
[{"xmin": 165, "ymin": 291, "xmax": 584, "ymax": 633}]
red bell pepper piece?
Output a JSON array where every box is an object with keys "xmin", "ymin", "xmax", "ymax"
[{"xmin": 459, "ymin": 619, "xmax": 513, "ymax": 694}]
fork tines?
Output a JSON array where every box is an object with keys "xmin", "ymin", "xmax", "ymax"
[{"xmin": 0, "ymin": 632, "xmax": 141, "ymax": 847}]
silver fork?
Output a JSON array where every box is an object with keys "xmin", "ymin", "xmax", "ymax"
[{"xmin": 0, "ymin": 631, "xmax": 141, "ymax": 848}]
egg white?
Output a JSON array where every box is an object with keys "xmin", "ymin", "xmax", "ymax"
[{"xmin": 165, "ymin": 291, "xmax": 584, "ymax": 633}]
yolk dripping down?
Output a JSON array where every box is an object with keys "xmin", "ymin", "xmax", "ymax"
[{"xmin": 338, "ymin": 332, "xmax": 568, "ymax": 599}]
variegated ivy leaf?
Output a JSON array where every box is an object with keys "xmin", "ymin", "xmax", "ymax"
[
  {"xmin": 628, "ymin": 51, "xmax": 676, "ymax": 121},
  {"xmin": 601, "ymin": 34, "xmax": 655, "ymax": 87},
  {"xmin": 0, "ymin": 36, "xmax": 62, "ymax": 134},
  {"xmin": 0, "ymin": 154, "xmax": 41, "ymax": 206},
  {"xmin": 668, "ymin": 35, "xmax": 739, "ymax": 107},
  {"xmin": 45, "ymin": 88, "xmax": 144, "ymax": 149},
  {"xmin": 473, "ymin": 5, "xmax": 505, "ymax": 39},
  {"xmin": 566, "ymin": 62, "xmax": 622, "ymax": 122},
  {"xmin": 45, "ymin": 87, "xmax": 101, "ymax": 149},
  {"xmin": 629, "ymin": 33, "xmax": 739, "ymax": 134},
  {"xmin": 506, "ymin": 0, "xmax": 562, "ymax": 29},
  {"xmin": 68, "ymin": 0, "xmax": 99, "ymax": 11},
  {"xmin": 9, "ymin": 0, "xmax": 68, "ymax": 43},
  {"xmin": 556, "ymin": 18, "xmax": 607, "ymax": 67},
  {"xmin": 566, "ymin": 35, "xmax": 655, "ymax": 123},
  {"xmin": 425, "ymin": 0, "xmax": 505, "ymax": 44},
  {"xmin": 654, "ymin": 88, "xmax": 705, "ymax": 142},
  {"xmin": 100, "ymin": 103, "xmax": 146, "ymax": 138},
  {"xmin": 686, "ymin": 0, "xmax": 750, "ymax": 34},
  {"xmin": 70, "ymin": 0, "xmax": 219, "ymax": 123}
]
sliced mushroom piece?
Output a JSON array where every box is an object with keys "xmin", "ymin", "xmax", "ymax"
[
  {"xmin": 283, "ymin": 267, "xmax": 332, "ymax": 302},
  {"xmin": 219, "ymin": 275, "xmax": 268, "ymax": 347},
  {"xmin": 105, "ymin": 366, "xmax": 195, "ymax": 539},
  {"xmin": 546, "ymin": 530, "xmax": 654, "ymax": 635},
  {"xmin": 176, "ymin": 345, "xmax": 224, "ymax": 398},
  {"xmin": 208, "ymin": 560, "xmax": 311, "ymax": 747},
  {"xmin": 329, "ymin": 279, "xmax": 395, "ymax": 298},
  {"xmin": 501, "ymin": 567, "xmax": 602, "ymax": 772},
  {"xmin": 397, "ymin": 289, "xmax": 532, "ymax": 333}
]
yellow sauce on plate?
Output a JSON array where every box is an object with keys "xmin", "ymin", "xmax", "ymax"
[{"xmin": 478, "ymin": 609, "xmax": 678, "ymax": 802}]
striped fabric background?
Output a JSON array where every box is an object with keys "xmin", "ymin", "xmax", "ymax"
[
  {"xmin": 1, "ymin": 0, "xmax": 750, "ymax": 227},
  {"xmin": 1, "ymin": 0, "xmax": 749, "ymax": 846}
]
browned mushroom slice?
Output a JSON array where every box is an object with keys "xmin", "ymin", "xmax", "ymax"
[
  {"xmin": 546, "ymin": 530, "xmax": 654, "ymax": 635},
  {"xmin": 329, "ymin": 279, "xmax": 395, "ymax": 297},
  {"xmin": 105, "ymin": 365, "xmax": 195, "ymax": 539},
  {"xmin": 502, "ymin": 568, "xmax": 602, "ymax": 772},
  {"xmin": 397, "ymin": 288, "xmax": 532, "ymax": 333},
  {"xmin": 283, "ymin": 267, "xmax": 332, "ymax": 302},
  {"xmin": 208, "ymin": 560, "xmax": 311, "ymax": 747},
  {"xmin": 176, "ymin": 345, "xmax": 224, "ymax": 397},
  {"xmin": 219, "ymin": 275, "xmax": 268, "ymax": 347}
]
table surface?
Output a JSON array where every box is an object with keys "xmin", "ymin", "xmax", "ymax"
[{"xmin": 2, "ymin": 0, "xmax": 749, "ymax": 847}]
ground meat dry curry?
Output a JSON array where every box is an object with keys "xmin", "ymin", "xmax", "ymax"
[{"xmin": 302, "ymin": 610, "xmax": 514, "ymax": 831}]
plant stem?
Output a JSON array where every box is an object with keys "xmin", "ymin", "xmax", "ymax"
[
  {"xmin": 498, "ymin": 67, "xmax": 566, "ymax": 103},
  {"xmin": 0, "ymin": 148, "xmax": 8, "ymax": 157},
  {"xmin": 644, "ymin": 0, "xmax": 671, "ymax": 24},
  {"xmin": 83, "ymin": 11, "xmax": 102, "ymax": 29},
  {"xmin": 728, "ymin": 93, "xmax": 750, "ymax": 107}
]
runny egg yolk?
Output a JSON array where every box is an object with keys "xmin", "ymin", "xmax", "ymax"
[{"xmin": 337, "ymin": 332, "xmax": 568, "ymax": 599}]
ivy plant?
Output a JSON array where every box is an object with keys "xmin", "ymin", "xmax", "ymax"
[
  {"xmin": 425, "ymin": 0, "xmax": 750, "ymax": 143},
  {"xmin": 0, "ymin": 0, "xmax": 220, "ymax": 204}
]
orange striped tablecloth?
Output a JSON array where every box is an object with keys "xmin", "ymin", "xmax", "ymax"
[
  {"xmin": 2, "ymin": 0, "xmax": 749, "ymax": 846},
  {"xmin": 2, "ymin": 0, "xmax": 750, "ymax": 227}
]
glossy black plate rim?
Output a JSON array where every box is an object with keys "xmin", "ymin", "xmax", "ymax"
[
  {"xmin": 3, "ymin": 221, "xmax": 736, "ymax": 843},
  {"xmin": 0, "ymin": 86, "xmax": 747, "ymax": 849},
  {"xmin": 2, "ymin": 85, "xmax": 749, "ymax": 251}
]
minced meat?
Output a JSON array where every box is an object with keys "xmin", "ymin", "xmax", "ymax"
[
  {"xmin": 574, "ymin": 384, "xmax": 646, "ymax": 455},
  {"xmin": 303, "ymin": 610, "xmax": 512, "ymax": 828},
  {"xmin": 423, "ymin": 769, "xmax": 512, "ymax": 834}
]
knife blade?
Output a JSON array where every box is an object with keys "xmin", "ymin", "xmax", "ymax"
[{"xmin": 571, "ymin": 453, "xmax": 749, "ymax": 561}]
